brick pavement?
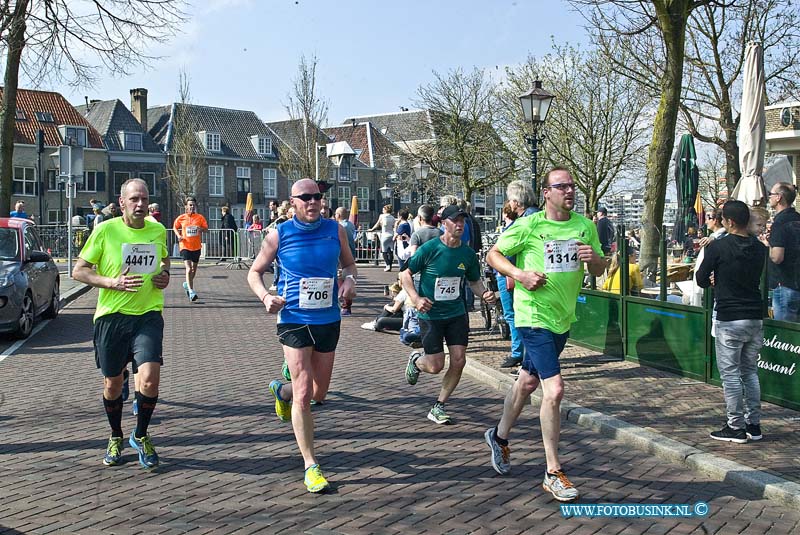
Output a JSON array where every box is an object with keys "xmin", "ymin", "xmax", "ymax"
[
  {"xmin": 1, "ymin": 264, "xmax": 799, "ymax": 534},
  {"xmin": 461, "ymin": 294, "xmax": 800, "ymax": 489}
]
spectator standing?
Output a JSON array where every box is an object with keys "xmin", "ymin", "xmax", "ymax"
[
  {"xmin": 335, "ymin": 207, "xmax": 357, "ymax": 316},
  {"xmin": 9, "ymin": 200, "xmax": 28, "ymax": 219},
  {"xmin": 394, "ymin": 208, "xmax": 412, "ymax": 270},
  {"xmin": 220, "ymin": 205, "xmax": 238, "ymax": 260},
  {"xmin": 696, "ymin": 200, "xmax": 766, "ymax": 443},
  {"xmin": 498, "ymin": 180, "xmax": 539, "ymax": 369},
  {"xmin": 368, "ymin": 205, "xmax": 396, "ymax": 272},
  {"xmin": 595, "ymin": 207, "xmax": 615, "ymax": 256},
  {"xmin": 767, "ymin": 182, "xmax": 800, "ymax": 322}
]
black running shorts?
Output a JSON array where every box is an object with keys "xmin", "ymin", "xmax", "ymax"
[
  {"xmin": 180, "ymin": 248, "xmax": 201, "ymax": 263},
  {"xmin": 93, "ymin": 311, "xmax": 164, "ymax": 377},
  {"xmin": 277, "ymin": 321, "xmax": 341, "ymax": 353},
  {"xmin": 419, "ymin": 314, "xmax": 470, "ymax": 355}
]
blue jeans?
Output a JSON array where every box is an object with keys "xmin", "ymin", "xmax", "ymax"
[
  {"xmin": 772, "ymin": 285, "xmax": 800, "ymax": 322},
  {"xmin": 714, "ymin": 319, "xmax": 763, "ymax": 429},
  {"xmin": 497, "ymin": 274, "xmax": 523, "ymax": 360}
]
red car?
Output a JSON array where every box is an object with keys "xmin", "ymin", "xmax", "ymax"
[{"xmin": 0, "ymin": 218, "xmax": 59, "ymax": 338}]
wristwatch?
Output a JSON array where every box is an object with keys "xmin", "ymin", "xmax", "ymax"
[
  {"xmin": 160, "ymin": 269, "xmax": 170, "ymax": 277},
  {"xmin": 345, "ymin": 274, "xmax": 357, "ymax": 285}
]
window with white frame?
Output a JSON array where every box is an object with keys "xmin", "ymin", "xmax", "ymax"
[
  {"xmin": 400, "ymin": 191, "xmax": 411, "ymax": 204},
  {"xmin": 356, "ymin": 187, "xmax": 370, "ymax": 212},
  {"xmin": 201, "ymin": 131, "xmax": 221, "ymax": 152},
  {"xmin": 120, "ymin": 132, "xmax": 143, "ymax": 151},
  {"xmin": 263, "ymin": 168, "xmax": 277, "ymax": 198},
  {"xmin": 12, "ymin": 167, "xmax": 36, "ymax": 196},
  {"xmin": 258, "ymin": 137, "xmax": 272, "ymax": 155},
  {"xmin": 351, "ymin": 169, "xmax": 359, "ymax": 182},
  {"xmin": 60, "ymin": 125, "xmax": 88, "ymax": 147},
  {"xmin": 208, "ymin": 206, "xmax": 222, "ymax": 229},
  {"xmin": 47, "ymin": 169, "xmax": 59, "ymax": 191},
  {"xmin": 209, "ymin": 165, "xmax": 224, "ymax": 196},
  {"xmin": 78, "ymin": 170, "xmax": 97, "ymax": 192},
  {"xmin": 236, "ymin": 166, "xmax": 251, "ymax": 193},
  {"xmin": 338, "ymin": 186, "xmax": 350, "ymax": 205}
]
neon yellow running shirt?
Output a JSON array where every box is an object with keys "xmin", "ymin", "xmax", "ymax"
[
  {"xmin": 495, "ymin": 211, "xmax": 602, "ymax": 333},
  {"xmin": 80, "ymin": 217, "xmax": 168, "ymax": 321}
]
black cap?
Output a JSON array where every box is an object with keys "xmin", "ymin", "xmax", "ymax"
[{"xmin": 441, "ymin": 205, "xmax": 468, "ymax": 221}]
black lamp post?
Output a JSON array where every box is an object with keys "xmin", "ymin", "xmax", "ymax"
[{"xmin": 518, "ymin": 80, "xmax": 554, "ymax": 199}]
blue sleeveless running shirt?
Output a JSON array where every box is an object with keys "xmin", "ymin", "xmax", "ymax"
[{"xmin": 276, "ymin": 216, "xmax": 341, "ymax": 325}]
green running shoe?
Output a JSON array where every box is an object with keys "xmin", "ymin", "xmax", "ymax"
[
  {"xmin": 405, "ymin": 350, "xmax": 422, "ymax": 385},
  {"xmin": 304, "ymin": 464, "xmax": 330, "ymax": 493},
  {"xmin": 427, "ymin": 403, "xmax": 451, "ymax": 425},
  {"xmin": 102, "ymin": 436, "xmax": 124, "ymax": 466},
  {"xmin": 281, "ymin": 360, "xmax": 291, "ymax": 382}
]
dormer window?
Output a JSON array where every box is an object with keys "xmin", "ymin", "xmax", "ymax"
[
  {"xmin": 58, "ymin": 125, "xmax": 88, "ymax": 147},
  {"xmin": 251, "ymin": 135, "xmax": 272, "ymax": 155},
  {"xmin": 15, "ymin": 109, "xmax": 26, "ymax": 121},
  {"xmin": 199, "ymin": 131, "xmax": 221, "ymax": 152},
  {"xmin": 119, "ymin": 131, "xmax": 143, "ymax": 151}
]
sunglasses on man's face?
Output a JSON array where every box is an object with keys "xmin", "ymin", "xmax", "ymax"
[
  {"xmin": 547, "ymin": 182, "xmax": 576, "ymax": 192},
  {"xmin": 292, "ymin": 193, "xmax": 323, "ymax": 202}
]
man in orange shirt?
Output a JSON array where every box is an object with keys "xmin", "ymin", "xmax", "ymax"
[{"xmin": 173, "ymin": 196, "xmax": 208, "ymax": 302}]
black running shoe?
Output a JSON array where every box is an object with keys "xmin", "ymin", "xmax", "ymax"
[
  {"xmin": 745, "ymin": 423, "xmax": 762, "ymax": 441},
  {"xmin": 710, "ymin": 424, "xmax": 747, "ymax": 444},
  {"xmin": 500, "ymin": 355, "xmax": 522, "ymax": 368}
]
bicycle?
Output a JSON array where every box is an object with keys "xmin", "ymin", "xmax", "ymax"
[{"xmin": 479, "ymin": 247, "xmax": 510, "ymax": 340}]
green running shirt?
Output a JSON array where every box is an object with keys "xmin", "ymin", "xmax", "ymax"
[
  {"xmin": 407, "ymin": 237, "xmax": 481, "ymax": 320},
  {"xmin": 495, "ymin": 211, "xmax": 602, "ymax": 334},
  {"xmin": 80, "ymin": 217, "xmax": 168, "ymax": 321}
]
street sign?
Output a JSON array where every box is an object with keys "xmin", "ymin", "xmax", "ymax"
[{"xmin": 57, "ymin": 145, "xmax": 84, "ymax": 184}]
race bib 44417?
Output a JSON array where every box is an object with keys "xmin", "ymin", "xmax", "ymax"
[{"xmin": 122, "ymin": 243, "xmax": 158, "ymax": 274}]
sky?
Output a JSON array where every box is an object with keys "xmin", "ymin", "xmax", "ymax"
[{"xmin": 45, "ymin": 0, "xmax": 591, "ymax": 125}]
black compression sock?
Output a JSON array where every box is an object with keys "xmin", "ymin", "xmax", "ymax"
[
  {"xmin": 134, "ymin": 392, "xmax": 159, "ymax": 439},
  {"xmin": 494, "ymin": 426, "xmax": 509, "ymax": 446},
  {"xmin": 103, "ymin": 395, "xmax": 124, "ymax": 438}
]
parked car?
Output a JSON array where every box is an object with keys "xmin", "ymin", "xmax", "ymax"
[{"xmin": 0, "ymin": 218, "xmax": 60, "ymax": 338}]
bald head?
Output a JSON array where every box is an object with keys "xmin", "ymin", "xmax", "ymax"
[
  {"xmin": 335, "ymin": 207, "xmax": 348, "ymax": 221},
  {"xmin": 291, "ymin": 178, "xmax": 319, "ymax": 196}
]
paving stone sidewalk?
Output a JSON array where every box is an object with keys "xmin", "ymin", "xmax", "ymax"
[{"xmin": 1, "ymin": 264, "xmax": 798, "ymax": 534}]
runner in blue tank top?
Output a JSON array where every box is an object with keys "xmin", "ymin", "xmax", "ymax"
[{"xmin": 248, "ymin": 178, "xmax": 357, "ymax": 493}]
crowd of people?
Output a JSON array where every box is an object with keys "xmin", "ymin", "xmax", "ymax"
[{"xmin": 59, "ymin": 169, "xmax": 796, "ymax": 504}]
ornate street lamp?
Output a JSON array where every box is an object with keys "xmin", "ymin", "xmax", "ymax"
[
  {"xmin": 519, "ymin": 80, "xmax": 554, "ymax": 199},
  {"xmin": 412, "ymin": 161, "xmax": 430, "ymax": 204}
]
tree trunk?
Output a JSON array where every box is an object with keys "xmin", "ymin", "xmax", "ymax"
[
  {"xmin": 639, "ymin": 0, "xmax": 691, "ymax": 279},
  {"xmin": 0, "ymin": 1, "xmax": 28, "ymax": 218},
  {"xmin": 723, "ymin": 136, "xmax": 740, "ymax": 196}
]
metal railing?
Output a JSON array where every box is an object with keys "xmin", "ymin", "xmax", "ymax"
[{"xmin": 37, "ymin": 224, "xmax": 90, "ymax": 258}]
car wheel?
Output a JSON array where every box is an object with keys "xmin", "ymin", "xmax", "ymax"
[
  {"xmin": 43, "ymin": 280, "xmax": 60, "ymax": 319},
  {"xmin": 13, "ymin": 292, "xmax": 35, "ymax": 339}
]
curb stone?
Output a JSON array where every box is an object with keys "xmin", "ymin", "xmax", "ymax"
[{"xmin": 463, "ymin": 358, "xmax": 800, "ymax": 510}]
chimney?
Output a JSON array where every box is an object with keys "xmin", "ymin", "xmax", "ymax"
[{"xmin": 130, "ymin": 88, "xmax": 148, "ymax": 132}]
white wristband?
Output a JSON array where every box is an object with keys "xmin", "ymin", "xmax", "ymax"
[{"xmin": 345, "ymin": 274, "xmax": 357, "ymax": 286}]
